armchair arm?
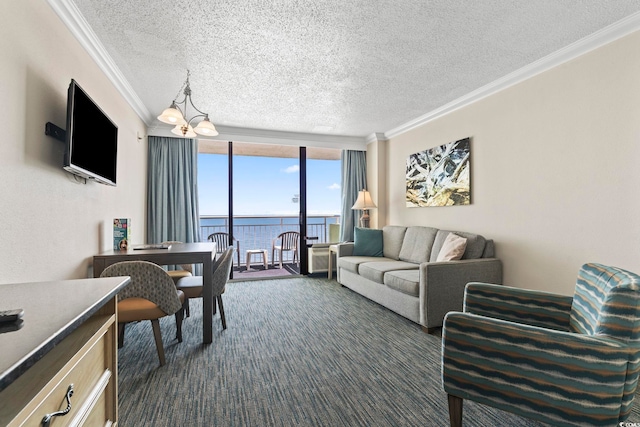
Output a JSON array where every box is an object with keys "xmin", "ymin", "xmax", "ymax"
[
  {"xmin": 335, "ymin": 242, "xmax": 354, "ymax": 257},
  {"xmin": 419, "ymin": 258, "xmax": 502, "ymax": 328},
  {"xmin": 464, "ymin": 282, "xmax": 573, "ymax": 331},
  {"xmin": 442, "ymin": 312, "xmax": 631, "ymax": 426}
]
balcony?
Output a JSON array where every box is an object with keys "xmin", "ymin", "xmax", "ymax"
[{"xmin": 199, "ymin": 214, "xmax": 339, "ymax": 273}]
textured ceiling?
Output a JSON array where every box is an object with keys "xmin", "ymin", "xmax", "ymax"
[{"xmin": 68, "ymin": 0, "xmax": 640, "ymax": 139}]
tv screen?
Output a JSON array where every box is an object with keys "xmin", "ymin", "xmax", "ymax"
[{"xmin": 63, "ymin": 79, "xmax": 118, "ymax": 186}]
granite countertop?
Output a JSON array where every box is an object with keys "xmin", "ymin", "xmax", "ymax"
[{"xmin": 0, "ymin": 276, "xmax": 130, "ymax": 392}]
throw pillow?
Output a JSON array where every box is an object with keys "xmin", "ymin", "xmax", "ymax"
[
  {"xmin": 436, "ymin": 232, "xmax": 467, "ymax": 262},
  {"xmin": 353, "ymin": 227, "xmax": 383, "ymax": 257}
]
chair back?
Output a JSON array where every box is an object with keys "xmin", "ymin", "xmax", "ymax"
[
  {"xmin": 570, "ymin": 263, "xmax": 640, "ymax": 340},
  {"xmin": 212, "ymin": 248, "xmax": 235, "ymax": 296},
  {"xmin": 570, "ymin": 263, "xmax": 640, "ymax": 417},
  {"xmin": 208, "ymin": 232, "xmax": 236, "ymax": 252},
  {"xmin": 100, "ymin": 260, "xmax": 183, "ymax": 315},
  {"xmin": 329, "ymin": 223, "xmax": 340, "ymax": 243},
  {"xmin": 162, "ymin": 240, "xmax": 193, "ymax": 272},
  {"xmin": 277, "ymin": 231, "xmax": 299, "ymax": 250}
]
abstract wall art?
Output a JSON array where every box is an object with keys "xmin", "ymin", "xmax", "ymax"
[{"xmin": 406, "ymin": 137, "xmax": 471, "ymax": 207}]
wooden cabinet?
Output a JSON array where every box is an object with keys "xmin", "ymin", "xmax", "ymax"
[{"xmin": 0, "ymin": 277, "xmax": 128, "ymax": 427}]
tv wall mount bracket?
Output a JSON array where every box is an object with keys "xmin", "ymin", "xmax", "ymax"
[{"xmin": 45, "ymin": 122, "xmax": 66, "ymax": 142}]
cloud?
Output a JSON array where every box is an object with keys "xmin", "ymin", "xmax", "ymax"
[
  {"xmin": 282, "ymin": 165, "xmax": 299, "ymax": 173},
  {"xmin": 328, "ymin": 183, "xmax": 340, "ymax": 190}
]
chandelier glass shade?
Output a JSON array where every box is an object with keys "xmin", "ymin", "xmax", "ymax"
[{"xmin": 157, "ymin": 70, "xmax": 219, "ymax": 137}]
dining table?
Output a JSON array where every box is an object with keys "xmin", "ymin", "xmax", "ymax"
[{"xmin": 93, "ymin": 242, "xmax": 217, "ymax": 344}]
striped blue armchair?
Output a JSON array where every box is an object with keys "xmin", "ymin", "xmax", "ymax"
[{"xmin": 442, "ymin": 263, "xmax": 640, "ymax": 426}]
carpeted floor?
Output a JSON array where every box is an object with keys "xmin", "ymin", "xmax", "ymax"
[{"xmin": 118, "ymin": 277, "xmax": 640, "ymax": 426}]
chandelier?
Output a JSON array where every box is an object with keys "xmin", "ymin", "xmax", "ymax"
[{"xmin": 157, "ymin": 70, "xmax": 218, "ymax": 137}]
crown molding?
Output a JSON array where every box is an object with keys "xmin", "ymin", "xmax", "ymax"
[
  {"xmin": 47, "ymin": 0, "xmax": 154, "ymax": 124},
  {"xmin": 148, "ymin": 124, "xmax": 367, "ymax": 150},
  {"xmin": 385, "ymin": 11, "xmax": 640, "ymax": 139},
  {"xmin": 366, "ymin": 133, "xmax": 388, "ymax": 144}
]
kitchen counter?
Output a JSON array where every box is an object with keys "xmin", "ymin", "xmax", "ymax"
[{"xmin": 0, "ymin": 276, "xmax": 129, "ymax": 426}]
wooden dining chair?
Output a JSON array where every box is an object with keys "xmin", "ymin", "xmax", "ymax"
[
  {"xmin": 100, "ymin": 260, "xmax": 186, "ymax": 366},
  {"xmin": 207, "ymin": 232, "xmax": 241, "ymax": 267},
  {"xmin": 271, "ymin": 231, "xmax": 300, "ymax": 269}
]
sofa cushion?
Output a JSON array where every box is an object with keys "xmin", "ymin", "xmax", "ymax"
[
  {"xmin": 482, "ymin": 239, "xmax": 495, "ymax": 258},
  {"xmin": 382, "ymin": 226, "xmax": 407, "ymax": 260},
  {"xmin": 398, "ymin": 226, "xmax": 438, "ymax": 264},
  {"xmin": 436, "ymin": 233, "xmax": 467, "ymax": 262},
  {"xmin": 384, "ymin": 270, "xmax": 420, "ymax": 297},
  {"xmin": 430, "ymin": 230, "xmax": 486, "ymax": 262},
  {"xmin": 338, "ymin": 256, "xmax": 393, "ymax": 274},
  {"xmin": 353, "ymin": 227, "xmax": 383, "ymax": 257},
  {"xmin": 359, "ymin": 261, "xmax": 419, "ymax": 284}
]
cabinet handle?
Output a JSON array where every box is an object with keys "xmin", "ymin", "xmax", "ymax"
[{"xmin": 41, "ymin": 384, "xmax": 74, "ymax": 426}]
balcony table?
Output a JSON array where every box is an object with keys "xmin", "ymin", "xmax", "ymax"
[
  {"xmin": 93, "ymin": 242, "xmax": 217, "ymax": 344},
  {"xmin": 245, "ymin": 249, "xmax": 268, "ymax": 271}
]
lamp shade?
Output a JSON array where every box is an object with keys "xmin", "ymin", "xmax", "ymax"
[
  {"xmin": 194, "ymin": 118, "xmax": 219, "ymax": 136},
  {"xmin": 351, "ymin": 189, "xmax": 377, "ymax": 210},
  {"xmin": 157, "ymin": 105, "xmax": 186, "ymax": 125}
]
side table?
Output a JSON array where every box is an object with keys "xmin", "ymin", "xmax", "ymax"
[
  {"xmin": 328, "ymin": 244, "xmax": 338, "ymax": 279},
  {"xmin": 246, "ymin": 249, "xmax": 268, "ymax": 271}
]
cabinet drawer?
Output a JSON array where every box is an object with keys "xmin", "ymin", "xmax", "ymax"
[
  {"xmin": 80, "ymin": 390, "xmax": 109, "ymax": 427},
  {"xmin": 0, "ymin": 313, "xmax": 116, "ymax": 427},
  {"xmin": 24, "ymin": 330, "xmax": 108, "ymax": 426}
]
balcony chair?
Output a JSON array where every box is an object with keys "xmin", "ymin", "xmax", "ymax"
[
  {"xmin": 271, "ymin": 231, "xmax": 300, "ymax": 269},
  {"xmin": 207, "ymin": 232, "xmax": 240, "ymax": 268},
  {"xmin": 176, "ymin": 247, "xmax": 235, "ymax": 329},
  {"xmin": 100, "ymin": 260, "xmax": 186, "ymax": 367},
  {"xmin": 442, "ymin": 262, "xmax": 640, "ymax": 427}
]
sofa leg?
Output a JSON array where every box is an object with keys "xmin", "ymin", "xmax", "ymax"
[
  {"xmin": 421, "ymin": 326, "xmax": 438, "ymax": 334},
  {"xmin": 448, "ymin": 394, "xmax": 463, "ymax": 427}
]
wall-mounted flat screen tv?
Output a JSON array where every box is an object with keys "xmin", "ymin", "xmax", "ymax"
[{"xmin": 63, "ymin": 79, "xmax": 118, "ymax": 186}]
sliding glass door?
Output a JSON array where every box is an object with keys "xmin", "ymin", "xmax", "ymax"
[{"xmin": 198, "ymin": 141, "xmax": 341, "ymax": 279}]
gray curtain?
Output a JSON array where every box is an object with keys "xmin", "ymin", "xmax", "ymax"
[
  {"xmin": 340, "ymin": 150, "xmax": 367, "ymax": 242},
  {"xmin": 147, "ymin": 136, "xmax": 200, "ymax": 245}
]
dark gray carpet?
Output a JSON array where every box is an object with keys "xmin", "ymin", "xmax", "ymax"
[{"xmin": 118, "ymin": 277, "xmax": 640, "ymax": 426}]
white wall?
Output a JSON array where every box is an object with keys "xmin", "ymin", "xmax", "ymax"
[
  {"xmin": 0, "ymin": 0, "xmax": 147, "ymax": 283},
  {"xmin": 380, "ymin": 31, "xmax": 640, "ymax": 295}
]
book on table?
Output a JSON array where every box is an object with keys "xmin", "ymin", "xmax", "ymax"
[
  {"xmin": 113, "ymin": 218, "xmax": 131, "ymax": 250},
  {"xmin": 132, "ymin": 243, "xmax": 171, "ymax": 250}
]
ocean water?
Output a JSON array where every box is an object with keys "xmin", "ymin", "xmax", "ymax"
[{"xmin": 200, "ymin": 216, "xmax": 336, "ymax": 227}]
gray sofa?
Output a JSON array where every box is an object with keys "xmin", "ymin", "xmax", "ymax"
[{"xmin": 336, "ymin": 225, "xmax": 502, "ymax": 333}]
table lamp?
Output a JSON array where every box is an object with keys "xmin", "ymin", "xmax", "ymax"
[{"xmin": 351, "ymin": 189, "xmax": 377, "ymax": 228}]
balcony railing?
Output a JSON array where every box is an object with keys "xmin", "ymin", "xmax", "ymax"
[{"xmin": 199, "ymin": 214, "xmax": 339, "ymax": 264}]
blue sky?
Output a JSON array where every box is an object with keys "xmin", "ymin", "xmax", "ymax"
[{"xmin": 198, "ymin": 154, "xmax": 341, "ymax": 216}]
